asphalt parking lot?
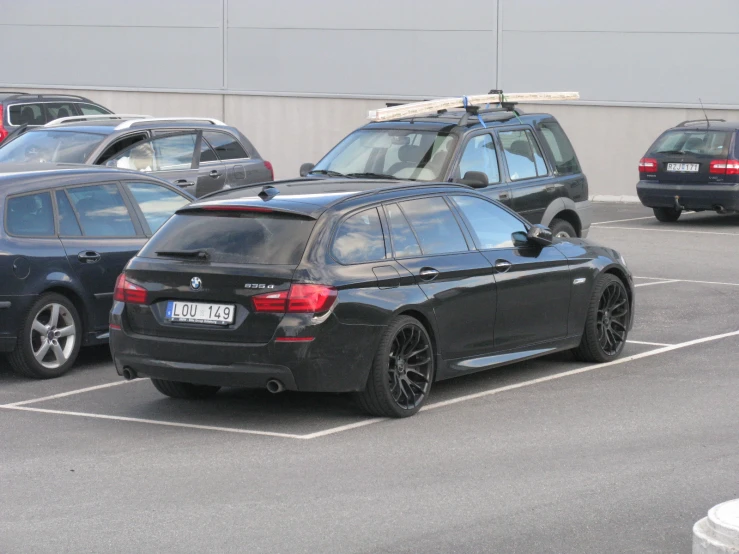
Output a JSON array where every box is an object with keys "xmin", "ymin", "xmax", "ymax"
[{"xmin": 1, "ymin": 202, "xmax": 738, "ymax": 554}]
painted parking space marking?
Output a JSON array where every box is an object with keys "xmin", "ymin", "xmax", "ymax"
[
  {"xmin": 1, "ymin": 379, "xmax": 136, "ymax": 408},
  {"xmin": 634, "ymin": 280, "xmax": 680, "ymax": 288},
  {"xmin": 626, "ymin": 340, "xmax": 675, "ymax": 347},
  {"xmin": 594, "ymin": 226, "xmax": 739, "ymax": 237},
  {"xmin": 591, "ymin": 216, "xmax": 657, "ymax": 225},
  {"xmin": 634, "ymin": 276, "xmax": 739, "ymax": 288}
]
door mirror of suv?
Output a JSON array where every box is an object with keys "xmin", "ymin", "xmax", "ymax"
[
  {"xmin": 527, "ymin": 224, "xmax": 553, "ymax": 246},
  {"xmin": 459, "ymin": 171, "xmax": 489, "ymax": 188},
  {"xmin": 300, "ymin": 162, "xmax": 315, "ymax": 177}
]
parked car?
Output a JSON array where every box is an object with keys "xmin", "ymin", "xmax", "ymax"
[
  {"xmin": 110, "ymin": 181, "xmax": 634, "ymax": 417},
  {"xmin": 300, "ymin": 104, "xmax": 591, "ymax": 238},
  {"xmin": 0, "ymin": 165, "xmax": 193, "ymax": 378},
  {"xmin": 637, "ymin": 119, "xmax": 739, "ymax": 221},
  {"xmin": 0, "ymin": 93, "xmax": 112, "ymax": 143},
  {"xmin": 0, "ymin": 117, "xmax": 273, "ymax": 197}
]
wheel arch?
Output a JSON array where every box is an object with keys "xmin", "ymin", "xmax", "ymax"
[
  {"xmin": 602, "ymin": 265, "xmax": 635, "ymax": 316},
  {"xmin": 42, "ymin": 285, "xmax": 89, "ymax": 338},
  {"xmin": 541, "ymin": 198, "xmax": 583, "ymax": 237},
  {"xmin": 396, "ymin": 308, "xmax": 441, "ymax": 375}
]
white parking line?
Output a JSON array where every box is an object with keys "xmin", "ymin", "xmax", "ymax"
[
  {"xmin": 626, "ymin": 340, "xmax": 675, "ymax": 347},
  {"xmin": 634, "ymin": 280, "xmax": 680, "ymax": 288},
  {"xmin": 1, "ymin": 380, "xmax": 136, "ymax": 408},
  {"xmin": 591, "ymin": 216, "xmax": 656, "ymax": 225},
  {"xmin": 594, "ymin": 226, "xmax": 738, "ymax": 236},
  {"xmin": 635, "ymin": 277, "xmax": 739, "ymax": 287}
]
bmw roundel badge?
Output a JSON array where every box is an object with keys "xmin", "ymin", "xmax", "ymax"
[{"xmin": 190, "ymin": 276, "xmax": 202, "ymax": 291}]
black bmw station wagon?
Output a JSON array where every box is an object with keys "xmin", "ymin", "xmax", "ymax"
[{"xmin": 110, "ymin": 182, "xmax": 634, "ymax": 417}]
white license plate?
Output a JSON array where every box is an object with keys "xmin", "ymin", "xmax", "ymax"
[
  {"xmin": 166, "ymin": 301, "xmax": 235, "ymax": 325},
  {"xmin": 667, "ymin": 163, "xmax": 699, "ymax": 173}
]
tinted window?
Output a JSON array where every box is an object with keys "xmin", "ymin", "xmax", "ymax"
[
  {"xmin": 499, "ymin": 129, "xmax": 547, "ymax": 180},
  {"xmin": 139, "ymin": 212, "xmax": 315, "ymax": 265},
  {"xmin": 126, "ymin": 182, "xmax": 190, "ymax": 233},
  {"xmin": 0, "ymin": 130, "xmax": 103, "ymax": 163},
  {"xmin": 385, "ymin": 203, "xmax": 421, "ymax": 257},
  {"xmin": 55, "ymin": 190, "xmax": 82, "ymax": 236},
  {"xmin": 66, "ymin": 184, "xmax": 136, "ymax": 237},
  {"xmin": 199, "ymin": 139, "xmax": 218, "ymax": 163},
  {"xmin": 8, "ymin": 104, "xmax": 44, "ymax": 126},
  {"xmin": 538, "ymin": 121, "xmax": 580, "ymax": 174},
  {"xmin": 452, "ymin": 195, "xmax": 526, "ymax": 249},
  {"xmin": 45, "ymin": 103, "xmax": 77, "ymax": 123},
  {"xmin": 458, "ymin": 134, "xmax": 500, "ymax": 184},
  {"xmin": 110, "ymin": 134, "xmax": 196, "ymax": 172},
  {"xmin": 649, "ymin": 130, "xmax": 731, "ymax": 157},
  {"xmin": 203, "ymin": 132, "xmax": 248, "ymax": 160},
  {"xmin": 79, "ymin": 103, "xmax": 110, "ymax": 116},
  {"xmin": 97, "ymin": 133, "xmax": 148, "ymax": 164},
  {"xmin": 332, "ymin": 208, "xmax": 386, "ymax": 264},
  {"xmin": 6, "ymin": 192, "xmax": 54, "ymax": 236},
  {"xmin": 399, "ymin": 197, "xmax": 467, "ymax": 255}
]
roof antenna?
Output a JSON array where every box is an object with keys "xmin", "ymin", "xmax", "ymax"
[{"xmin": 698, "ymin": 98, "xmax": 710, "ymax": 128}]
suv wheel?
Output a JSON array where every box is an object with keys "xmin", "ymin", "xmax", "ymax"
[
  {"xmin": 653, "ymin": 207, "xmax": 681, "ymax": 222},
  {"xmin": 356, "ymin": 316, "xmax": 434, "ymax": 418},
  {"xmin": 7, "ymin": 293, "xmax": 82, "ymax": 379},
  {"xmin": 151, "ymin": 379, "xmax": 221, "ymax": 399},
  {"xmin": 549, "ymin": 218, "xmax": 577, "ymax": 238}
]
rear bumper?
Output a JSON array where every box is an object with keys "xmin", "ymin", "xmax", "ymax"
[
  {"xmin": 575, "ymin": 200, "xmax": 592, "ymax": 238},
  {"xmin": 637, "ymin": 181, "xmax": 739, "ymax": 211}
]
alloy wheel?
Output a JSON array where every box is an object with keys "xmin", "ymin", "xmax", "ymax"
[
  {"xmin": 30, "ymin": 303, "xmax": 77, "ymax": 369},
  {"xmin": 596, "ymin": 283, "xmax": 629, "ymax": 355},
  {"xmin": 387, "ymin": 324, "xmax": 432, "ymax": 409}
]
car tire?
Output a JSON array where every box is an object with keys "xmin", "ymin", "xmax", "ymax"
[
  {"xmin": 7, "ymin": 293, "xmax": 83, "ymax": 379},
  {"xmin": 356, "ymin": 315, "xmax": 434, "ymax": 418},
  {"xmin": 151, "ymin": 378, "xmax": 221, "ymax": 399},
  {"xmin": 549, "ymin": 218, "xmax": 577, "ymax": 238},
  {"xmin": 572, "ymin": 274, "xmax": 630, "ymax": 363},
  {"xmin": 653, "ymin": 207, "xmax": 681, "ymax": 222}
]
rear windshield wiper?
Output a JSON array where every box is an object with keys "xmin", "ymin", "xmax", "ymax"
[
  {"xmin": 308, "ymin": 169, "xmax": 346, "ymax": 177},
  {"xmin": 155, "ymin": 249, "xmax": 210, "ymax": 260},
  {"xmin": 344, "ymin": 172, "xmax": 400, "ymax": 180}
]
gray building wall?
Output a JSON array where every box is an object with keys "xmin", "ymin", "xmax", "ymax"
[{"xmin": 2, "ymin": 1, "xmax": 739, "ymax": 196}]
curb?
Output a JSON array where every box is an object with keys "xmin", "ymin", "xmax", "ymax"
[
  {"xmin": 693, "ymin": 499, "xmax": 739, "ymax": 553},
  {"xmin": 589, "ymin": 195, "xmax": 641, "ymax": 204}
]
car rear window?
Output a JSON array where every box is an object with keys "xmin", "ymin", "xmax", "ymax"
[
  {"xmin": 649, "ymin": 130, "xmax": 732, "ymax": 157},
  {"xmin": 139, "ymin": 211, "xmax": 316, "ymax": 265}
]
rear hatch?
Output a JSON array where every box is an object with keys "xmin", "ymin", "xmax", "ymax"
[
  {"xmin": 643, "ymin": 128, "xmax": 737, "ymax": 184},
  {"xmin": 122, "ymin": 206, "xmax": 317, "ymax": 344}
]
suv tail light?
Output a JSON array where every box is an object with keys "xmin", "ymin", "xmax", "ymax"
[
  {"xmin": 113, "ymin": 274, "xmax": 148, "ymax": 304},
  {"xmin": 0, "ymin": 105, "xmax": 7, "ymax": 143},
  {"xmin": 264, "ymin": 161, "xmax": 274, "ymax": 181},
  {"xmin": 252, "ymin": 284, "xmax": 337, "ymax": 314},
  {"xmin": 709, "ymin": 159, "xmax": 739, "ymax": 175},
  {"xmin": 639, "ymin": 157, "xmax": 658, "ymax": 173}
]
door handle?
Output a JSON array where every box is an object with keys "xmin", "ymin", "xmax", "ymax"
[
  {"xmin": 419, "ymin": 267, "xmax": 440, "ymax": 281},
  {"xmin": 498, "ymin": 192, "xmax": 510, "ymax": 200},
  {"xmin": 77, "ymin": 251, "xmax": 101, "ymax": 264},
  {"xmin": 209, "ymin": 170, "xmax": 221, "ymax": 178},
  {"xmin": 494, "ymin": 259, "xmax": 512, "ymax": 273},
  {"xmin": 174, "ymin": 179, "xmax": 195, "ymax": 187}
]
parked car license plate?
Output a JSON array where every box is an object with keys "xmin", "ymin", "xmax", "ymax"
[
  {"xmin": 666, "ymin": 163, "xmax": 699, "ymax": 172},
  {"xmin": 166, "ymin": 301, "xmax": 235, "ymax": 325}
]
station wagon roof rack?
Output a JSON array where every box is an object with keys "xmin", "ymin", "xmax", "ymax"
[
  {"xmin": 45, "ymin": 114, "xmax": 151, "ymax": 126},
  {"xmin": 115, "ymin": 117, "xmax": 226, "ymax": 130},
  {"xmin": 676, "ymin": 118, "xmax": 726, "ymax": 127}
]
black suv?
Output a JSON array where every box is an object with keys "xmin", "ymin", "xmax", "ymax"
[
  {"xmin": 300, "ymin": 105, "xmax": 591, "ymax": 238},
  {"xmin": 0, "ymin": 93, "xmax": 112, "ymax": 143},
  {"xmin": 110, "ymin": 181, "xmax": 633, "ymax": 418},
  {"xmin": 0, "ymin": 117, "xmax": 273, "ymax": 197},
  {"xmin": 637, "ymin": 119, "xmax": 739, "ymax": 221},
  {"xmin": 0, "ymin": 166, "xmax": 192, "ymax": 378}
]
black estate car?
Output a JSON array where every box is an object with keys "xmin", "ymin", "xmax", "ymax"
[
  {"xmin": 110, "ymin": 181, "xmax": 634, "ymax": 417},
  {"xmin": 0, "ymin": 117, "xmax": 273, "ymax": 197},
  {"xmin": 300, "ymin": 105, "xmax": 591, "ymax": 238},
  {"xmin": 637, "ymin": 119, "xmax": 739, "ymax": 221},
  {"xmin": 0, "ymin": 166, "xmax": 192, "ymax": 378},
  {"xmin": 0, "ymin": 92, "xmax": 112, "ymax": 143}
]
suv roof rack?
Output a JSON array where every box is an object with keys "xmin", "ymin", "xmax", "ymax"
[
  {"xmin": 45, "ymin": 114, "xmax": 151, "ymax": 126},
  {"xmin": 676, "ymin": 118, "xmax": 727, "ymax": 127},
  {"xmin": 115, "ymin": 117, "xmax": 226, "ymax": 130}
]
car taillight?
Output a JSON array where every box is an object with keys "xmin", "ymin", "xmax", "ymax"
[
  {"xmin": 264, "ymin": 161, "xmax": 274, "ymax": 180},
  {"xmin": 252, "ymin": 284, "xmax": 337, "ymax": 314},
  {"xmin": 0, "ymin": 105, "xmax": 7, "ymax": 143},
  {"xmin": 113, "ymin": 274, "xmax": 148, "ymax": 304},
  {"xmin": 709, "ymin": 159, "xmax": 739, "ymax": 175},
  {"xmin": 639, "ymin": 157, "xmax": 658, "ymax": 173}
]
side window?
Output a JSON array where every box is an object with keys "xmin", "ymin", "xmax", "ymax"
[
  {"xmin": 97, "ymin": 133, "xmax": 148, "ymax": 164},
  {"xmin": 538, "ymin": 121, "xmax": 581, "ymax": 175},
  {"xmin": 151, "ymin": 134, "xmax": 197, "ymax": 170},
  {"xmin": 66, "ymin": 184, "xmax": 136, "ymax": 237},
  {"xmin": 5, "ymin": 192, "xmax": 54, "ymax": 236},
  {"xmin": 55, "ymin": 190, "xmax": 82, "ymax": 236},
  {"xmin": 385, "ymin": 203, "xmax": 421, "ymax": 258},
  {"xmin": 125, "ymin": 182, "xmax": 190, "ymax": 233},
  {"xmin": 332, "ymin": 208, "xmax": 386, "ymax": 264},
  {"xmin": 45, "ymin": 103, "xmax": 78, "ymax": 123},
  {"xmin": 202, "ymin": 131, "xmax": 248, "ymax": 160},
  {"xmin": 458, "ymin": 134, "xmax": 500, "ymax": 184},
  {"xmin": 8, "ymin": 104, "xmax": 44, "ymax": 126},
  {"xmin": 451, "ymin": 195, "xmax": 526, "ymax": 250},
  {"xmin": 199, "ymin": 138, "xmax": 218, "ymax": 163},
  {"xmin": 498, "ymin": 129, "xmax": 547, "ymax": 181},
  {"xmin": 398, "ymin": 197, "xmax": 468, "ymax": 255},
  {"xmin": 78, "ymin": 103, "xmax": 111, "ymax": 116}
]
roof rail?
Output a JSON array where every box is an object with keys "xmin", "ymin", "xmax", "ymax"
[
  {"xmin": 45, "ymin": 114, "xmax": 151, "ymax": 126},
  {"xmin": 677, "ymin": 119, "xmax": 726, "ymax": 127},
  {"xmin": 115, "ymin": 117, "xmax": 226, "ymax": 130}
]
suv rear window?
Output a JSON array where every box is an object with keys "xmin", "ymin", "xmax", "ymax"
[
  {"xmin": 649, "ymin": 130, "xmax": 732, "ymax": 157},
  {"xmin": 139, "ymin": 211, "xmax": 316, "ymax": 265}
]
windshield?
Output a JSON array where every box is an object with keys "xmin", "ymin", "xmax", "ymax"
[
  {"xmin": 649, "ymin": 130, "xmax": 732, "ymax": 157},
  {"xmin": 312, "ymin": 129, "xmax": 457, "ymax": 181},
  {"xmin": 0, "ymin": 130, "xmax": 104, "ymax": 164}
]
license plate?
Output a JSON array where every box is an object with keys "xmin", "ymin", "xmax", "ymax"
[
  {"xmin": 166, "ymin": 301, "xmax": 235, "ymax": 325},
  {"xmin": 667, "ymin": 163, "xmax": 699, "ymax": 173}
]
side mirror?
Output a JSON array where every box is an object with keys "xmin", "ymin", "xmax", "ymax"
[
  {"xmin": 300, "ymin": 162, "xmax": 315, "ymax": 177},
  {"xmin": 527, "ymin": 224, "xmax": 553, "ymax": 246},
  {"xmin": 459, "ymin": 171, "xmax": 489, "ymax": 188},
  {"xmin": 511, "ymin": 231, "xmax": 529, "ymax": 247}
]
